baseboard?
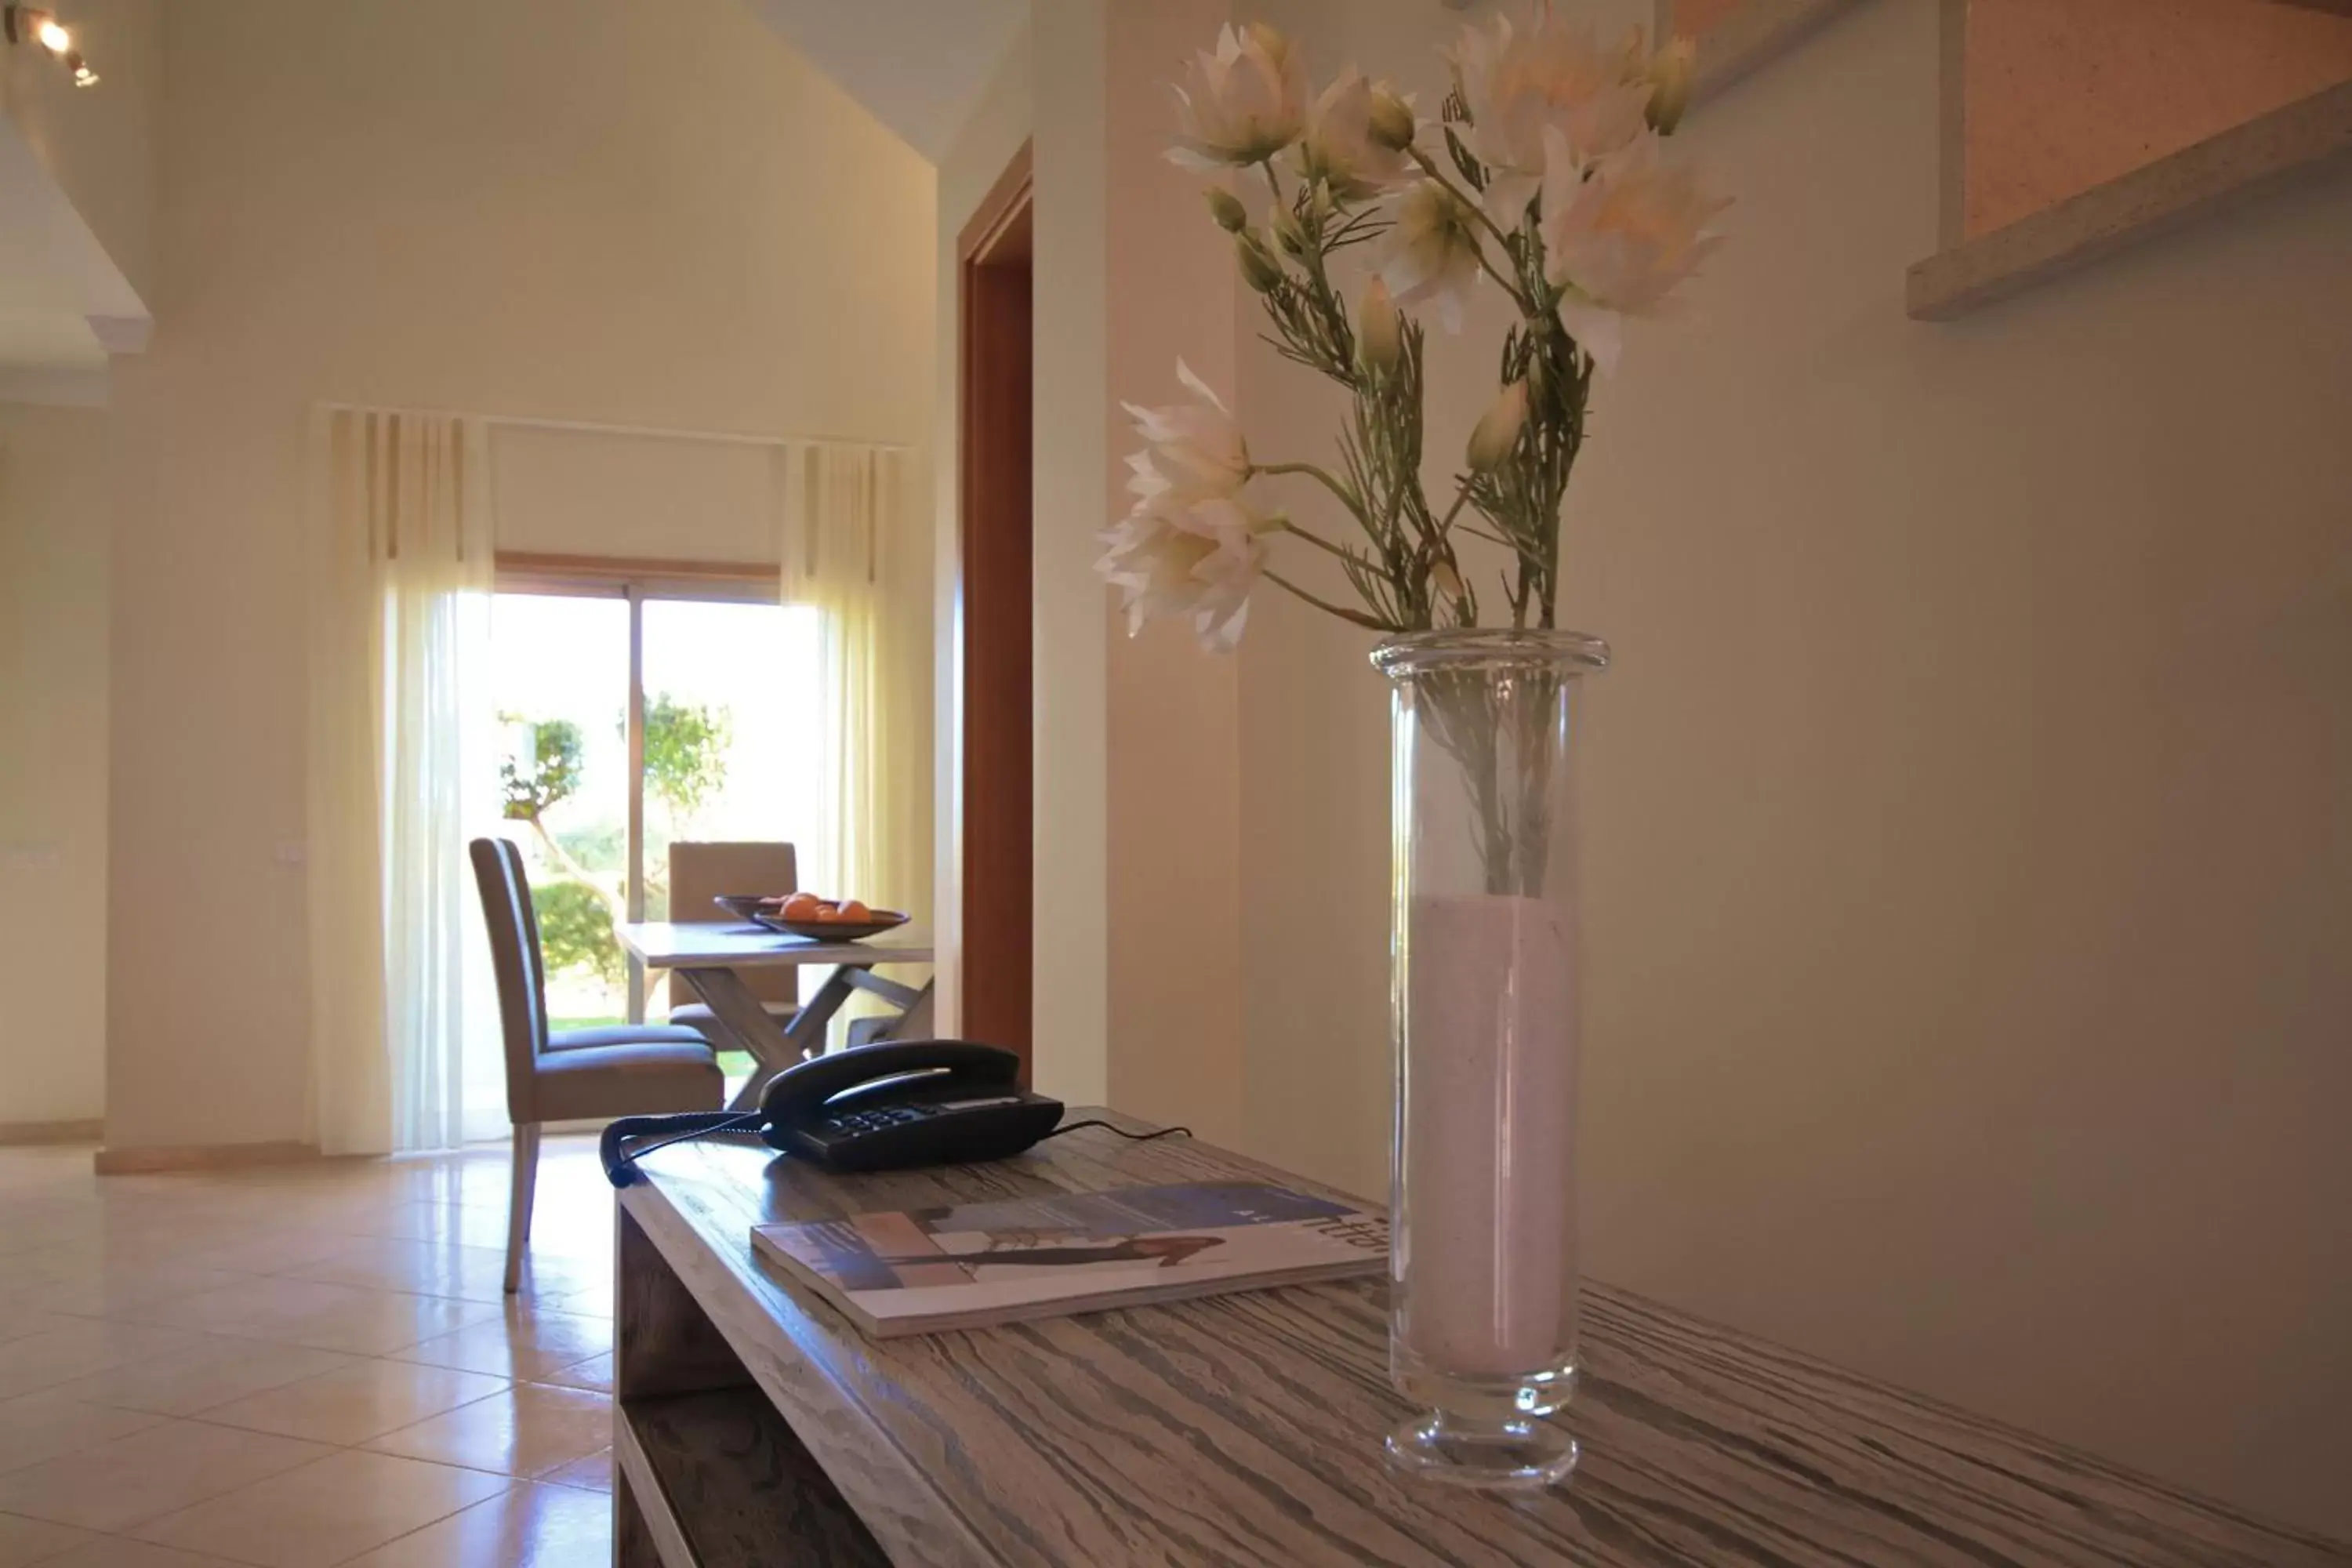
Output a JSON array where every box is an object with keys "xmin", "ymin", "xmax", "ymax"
[
  {"xmin": 0, "ymin": 1118, "xmax": 104, "ymax": 1147},
  {"xmin": 93, "ymin": 1138, "xmax": 321, "ymax": 1174}
]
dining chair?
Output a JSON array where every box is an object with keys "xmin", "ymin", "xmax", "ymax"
[
  {"xmin": 469, "ymin": 837, "xmax": 722, "ymax": 1293},
  {"xmin": 666, "ymin": 840, "xmax": 804, "ymax": 1033}
]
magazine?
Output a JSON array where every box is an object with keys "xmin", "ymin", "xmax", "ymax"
[{"xmin": 750, "ymin": 1181, "xmax": 1388, "ymax": 1338}]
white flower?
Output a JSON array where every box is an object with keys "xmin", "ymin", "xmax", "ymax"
[
  {"xmin": 1449, "ymin": 8, "xmax": 1653, "ymax": 229},
  {"xmin": 1169, "ymin": 22, "xmax": 1309, "ymax": 171},
  {"xmin": 1377, "ymin": 180, "xmax": 1484, "ymax": 332},
  {"xmin": 1122, "ymin": 358, "xmax": 1251, "ymax": 503},
  {"xmin": 1100, "ymin": 362, "xmax": 1279, "ymax": 651},
  {"xmin": 1466, "ymin": 379, "xmax": 1528, "ymax": 470},
  {"xmin": 1096, "ymin": 495, "xmax": 1269, "ymax": 652},
  {"xmin": 1540, "ymin": 131, "xmax": 1726, "ymax": 372},
  {"xmin": 1294, "ymin": 69, "xmax": 1414, "ymax": 201}
]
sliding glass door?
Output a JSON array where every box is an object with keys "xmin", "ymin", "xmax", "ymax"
[
  {"xmin": 638, "ymin": 599, "xmax": 823, "ymax": 920},
  {"xmin": 485, "ymin": 569, "xmax": 818, "ymax": 1054},
  {"xmin": 488, "ymin": 594, "xmax": 632, "ymax": 1029}
]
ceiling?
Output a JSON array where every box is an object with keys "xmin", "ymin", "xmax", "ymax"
[{"xmin": 739, "ymin": 0, "xmax": 1026, "ymax": 161}]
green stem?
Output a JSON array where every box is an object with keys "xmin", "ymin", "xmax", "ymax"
[
  {"xmin": 1278, "ymin": 521, "xmax": 1352, "ymax": 561},
  {"xmin": 1263, "ymin": 568, "xmax": 1392, "ymax": 631},
  {"xmin": 1433, "ymin": 482, "xmax": 1473, "ymax": 539},
  {"xmin": 1253, "ymin": 461, "xmax": 1370, "ymax": 528}
]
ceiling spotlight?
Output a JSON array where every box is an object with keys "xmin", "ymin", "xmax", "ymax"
[{"xmin": 3, "ymin": 7, "xmax": 96, "ymax": 84}]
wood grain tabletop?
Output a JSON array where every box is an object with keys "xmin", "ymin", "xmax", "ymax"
[{"xmin": 618, "ymin": 1110, "xmax": 2349, "ymax": 1568}]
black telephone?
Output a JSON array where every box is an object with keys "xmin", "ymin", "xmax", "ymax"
[{"xmin": 601, "ymin": 1040, "xmax": 1063, "ymax": 1187}]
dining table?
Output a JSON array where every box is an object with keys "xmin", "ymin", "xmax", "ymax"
[{"xmin": 612, "ymin": 920, "xmax": 935, "ymax": 1110}]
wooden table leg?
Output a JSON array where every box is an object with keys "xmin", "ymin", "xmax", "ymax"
[
  {"xmin": 770, "ymin": 967, "xmax": 860, "ymax": 1068},
  {"xmin": 869, "ymin": 980, "xmax": 936, "ymax": 1042},
  {"xmin": 674, "ymin": 967, "xmax": 800, "ymax": 1112},
  {"xmin": 680, "ymin": 964, "xmax": 936, "ymax": 1112}
]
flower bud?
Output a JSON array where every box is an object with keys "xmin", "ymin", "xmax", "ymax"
[
  {"xmin": 1243, "ymin": 20, "xmax": 1294, "ymax": 71},
  {"xmin": 1271, "ymin": 207, "xmax": 1310, "ymax": 259},
  {"xmin": 1646, "ymin": 40, "xmax": 1695, "ymax": 134},
  {"xmin": 1367, "ymin": 86, "xmax": 1417, "ymax": 152},
  {"xmin": 1235, "ymin": 229, "xmax": 1285, "ymax": 293},
  {"xmin": 1356, "ymin": 277, "xmax": 1402, "ymax": 375},
  {"xmin": 1466, "ymin": 379, "xmax": 1528, "ymax": 471},
  {"xmin": 1204, "ymin": 187, "xmax": 1248, "ymax": 232},
  {"xmin": 1430, "ymin": 557, "xmax": 1465, "ymax": 604}
]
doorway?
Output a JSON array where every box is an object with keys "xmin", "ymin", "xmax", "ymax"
[{"xmin": 958, "ymin": 146, "xmax": 1035, "ymax": 1070}]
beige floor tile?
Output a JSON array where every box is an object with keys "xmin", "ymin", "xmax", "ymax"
[
  {"xmin": 367, "ymin": 1382, "xmax": 612, "ymax": 1479},
  {"xmin": 341, "ymin": 1200, "xmax": 608, "ymax": 1260},
  {"xmin": 0, "ymin": 1389, "xmax": 168, "ymax": 1476},
  {"xmin": 100, "ymin": 1278, "xmax": 368, "ymax": 1338},
  {"xmin": 131, "ymin": 1279, "xmax": 502, "ymax": 1358},
  {"xmin": 49, "ymin": 1341, "xmax": 356, "ymax": 1419},
  {"xmin": 539, "ymin": 1446, "xmax": 612, "ymax": 1494},
  {"xmin": 285, "ymin": 1238, "xmax": 603, "ymax": 1306},
  {"xmin": 0, "ymin": 1321, "xmax": 209, "ymax": 1402},
  {"xmin": 533, "ymin": 1281, "xmax": 612, "ymax": 1320},
  {"xmin": 280, "ymin": 1238, "xmax": 522, "ymax": 1304},
  {"xmin": 338, "ymin": 1481, "xmax": 609, "ymax": 1568},
  {"xmin": 36, "ymin": 1541, "xmax": 251, "ymax": 1568},
  {"xmin": 267, "ymin": 1292, "xmax": 506, "ymax": 1358},
  {"xmin": 0, "ymin": 1315, "xmax": 80, "ymax": 1350},
  {"xmin": 5, "ymin": 1266, "xmax": 251, "ymax": 1321},
  {"xmin": 130, "ymin": 1229, "xmax": 351, "ymax": 1279},
  {"xmin": 0, "ymin": 1250, "xmax": 108, "ymax": 1299},
  {"xmin": 393, "ymin": 1308, "xmax": 611, "ymax": 1383},
  {"xmin": 535, "ymin": 1351, "xmax": 612, "ymax": 1394},
  {"xmin": 0, "ymin": 1510, "xmax": 93, "ymax": 1568},
  {"xmin": 0, "ymin": 1216, "xmax": 103, "ymax": 1260},
  {"xmin": 0, "ymin": 1420, "xmax": 328, "ymax": 1533},
  {"xmin": 198, "ymin": 1359, "xmax": 510, "ymax": 1446},
  {"xmin": 132, "ymin": 1450, "xmax": 512, "ymax": 1568}
]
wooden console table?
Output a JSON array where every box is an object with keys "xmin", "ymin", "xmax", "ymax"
[{"xmin": 612, "ymin": 1112, "xmax": 2346, "ymax": 1567}]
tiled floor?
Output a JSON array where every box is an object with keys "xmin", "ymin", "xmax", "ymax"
[{"xmin": 0, "ymin": 1135, "xmax": 619, "ymax": 1566}]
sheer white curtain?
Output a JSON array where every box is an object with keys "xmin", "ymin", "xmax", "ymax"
[
  {"xmin": 775, "ymin": 442, "xmax": 915, "ymax": 921},
  {"xmin": 307, "ymin": 407, "xmax": 501, "ymax": 1155}
]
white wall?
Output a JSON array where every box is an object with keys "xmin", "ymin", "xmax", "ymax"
[
  {"xmin": 1025, "ymin": 0, "xmax": 1112, "ymax": 1108},
  {"xmin": 1174, "ymin": 0, "xmax": 2352, "ymax": 1537},
  {"xmin": 0, "ymin": 401, "xmax": 109, "ymax": 1127},
  {"xmin": 103, "ymin": 0, "xmax": 938, "ymax": 1154}
]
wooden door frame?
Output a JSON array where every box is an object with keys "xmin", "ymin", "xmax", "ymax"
[{"xmin": 956, "ymin": 143, "xmax": 1036, "ymax": 1078}]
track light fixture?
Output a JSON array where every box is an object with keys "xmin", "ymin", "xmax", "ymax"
[{"xmin": 3, "ymin": 5, "xmax": 99, "ymax": 87}]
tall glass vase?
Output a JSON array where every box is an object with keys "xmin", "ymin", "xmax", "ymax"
[{"xmin": 1371, "ymin": 628, "xmax": 1610, "ymax": 1490}]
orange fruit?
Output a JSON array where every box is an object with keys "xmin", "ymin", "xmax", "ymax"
[
  {"xmin": 837, "ymin": 899, "xmax": 870, "ymax": 922},
  {"xmin": 780, "ymin": 891, "xmax": 823, "ymax": 921}
]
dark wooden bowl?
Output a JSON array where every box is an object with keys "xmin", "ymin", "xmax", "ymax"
[
  {"xmin": 712, "ymin": 894, "xmax": 780, "ymax": 923},
  {"xmin": 750, "ymin": 910, "xmax": 910, "ymax": 943}
]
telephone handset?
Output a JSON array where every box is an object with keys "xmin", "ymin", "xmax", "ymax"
[{"xmin": 601, "ymin": 1040, "xmax": 1064, "ymax": 1186}]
